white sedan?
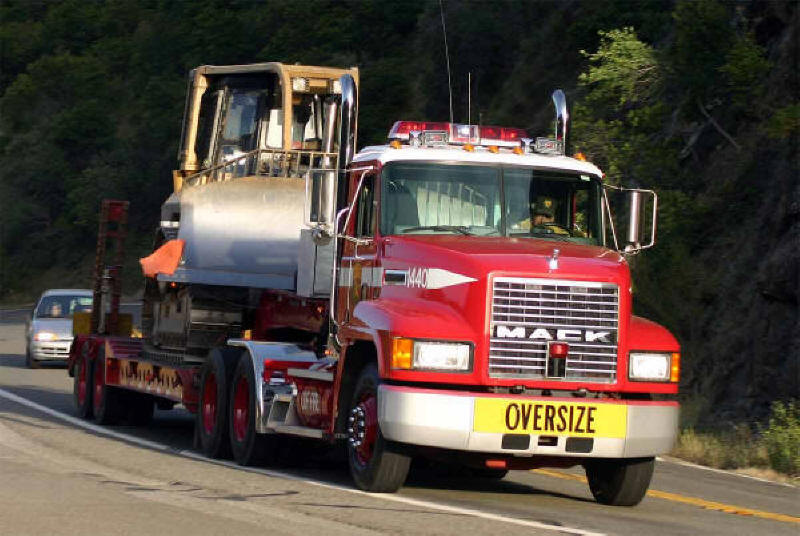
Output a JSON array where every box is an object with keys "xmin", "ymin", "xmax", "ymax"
[{"xmin": 25, "ymin": 289, "xmax": 92, "ymax": 368}]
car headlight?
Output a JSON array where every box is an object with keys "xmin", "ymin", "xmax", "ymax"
[
  {"xmin": 629, "ymin": 352, "xmax": 680, "ymax": 382},
  {"xmin": 392, "ymin": 338, "xmax": 472, "ymax": 371},
  {"xmin": 33, "ymin": 331, "xmax": 58, "ymax": 341}
]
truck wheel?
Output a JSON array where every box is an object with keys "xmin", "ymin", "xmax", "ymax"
[
  {"xmin": 126, "ymin": 393, "xmax": 155, "ymax": 425},
  {"xmin": 346, "ymin": 363, "xmax": 410, "ymax": 492},
  {"xmin": 73, "ymin": 346, "xmax": 93, "ymax": 418},
  {"xmin": 196, "ymin": 347, "xmax": 239, "ymax": 458},
  {"xmin": 229, "ymin": 355, "xmax": 277, "ymax": 466},
  {"xmin": 93, "ymin": 349, "xmax": 125, "ymax": 425},
  {"xmin": 584, "ymin": 457, "xmax": 655, "ymax": 506}
]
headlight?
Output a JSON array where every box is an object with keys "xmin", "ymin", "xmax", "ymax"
[
  {"xmin": 629, "ymin": 352, "xmax": 679, "ymax": 382},
  {"xmin": 33, "ymin": 331, "xmax": 58, "ymax": 341},
  {"xmin": 392, "ymin": 338, "xmax": 472, "ymax": 371}
]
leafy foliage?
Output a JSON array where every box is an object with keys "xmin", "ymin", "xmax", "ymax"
[{"xmin": 763, "ymin": 401, "xmax": 800, "ymax": 475}]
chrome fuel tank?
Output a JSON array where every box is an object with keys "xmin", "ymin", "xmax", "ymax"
[{"xmin": 161, "ymin": 177, "xmax": 306, "ymax": 291}]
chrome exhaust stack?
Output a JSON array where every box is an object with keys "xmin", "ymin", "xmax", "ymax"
[
  {"xmin": 337, "ymin": 74, "xmax": 358, "ymax": 211},
  {"xmin": 316, "ymin": 98, "xmax": 338, "ymax": 228},
  {"xmin": 552, "ymin": 89, "xmax": 569, "ymax": 154}
]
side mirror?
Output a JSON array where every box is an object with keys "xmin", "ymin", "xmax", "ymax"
[
  {"xmin": 602, "ymin": 185, "xmax": 657, "ymax": 255},
  {"xmin": 623, "ymin": 188, "xmax": 657, "ymax": 254}
]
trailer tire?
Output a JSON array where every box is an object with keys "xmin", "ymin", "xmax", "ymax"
[
  {"xmin": 584, "ymin": 457, "xmax": 655, "ymax": 506},
  {"xmin": 229, "ymin": 355, "xmax": 278, "ymax": 466},
  {"xmin": 347, "ymin": 363, "xmax": 410, "ymax": 493},
  {"xmin": 93, "ymin": 348, "xmax": 125, "ymax": 425},
  {"xmin": 73, "ymin": 345, "xmax": 93, "ymax": 419},
  {"xmin": 196, "ymin": 347, "xmax": 239, "ymax": 458},
  {"xmin": 127, "ymin": 393, "xmax": 155, "ymax": 425}
]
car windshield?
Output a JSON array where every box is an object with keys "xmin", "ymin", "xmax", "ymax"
[
  {"xmin": 35, "ymin": 295, "xmax": 93, "ymax": 318},
  {"xmin": 380, "ymin": 162, "xmax": 603, "ymax": 245}
]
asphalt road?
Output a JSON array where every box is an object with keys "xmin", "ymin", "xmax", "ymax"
[{"xmin": 0, "ymin": 317, "xmax": 797, "ymax": 535}]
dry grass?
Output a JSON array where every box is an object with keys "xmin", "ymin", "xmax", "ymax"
[
  {"xmin": 671, "ymin": 427, "xmax": 770, "ymax": 470},
  {"xmin": 671, "ymin": 401, "xmax": 800, "ymax": 483}
]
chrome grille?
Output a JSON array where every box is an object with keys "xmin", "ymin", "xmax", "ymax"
[{"xmin": 489, "ymin": 277, "xmax": 619, "ymax": 382}]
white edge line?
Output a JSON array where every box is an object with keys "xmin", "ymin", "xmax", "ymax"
[
  {"xmin": 0, "ymin": 387, "xmax": 604, "ymax": 536},
  {"xmin": 656, "ymin": 456, "xmax": 797, "ymax": 488}
]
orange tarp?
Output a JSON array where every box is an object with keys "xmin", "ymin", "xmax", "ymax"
[{"xmin": 139, "ymin": 239, "xmax": 185, "ymax": 278}]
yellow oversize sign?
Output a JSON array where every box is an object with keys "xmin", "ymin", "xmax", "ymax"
[{"xmin": 473, "ymin": 398, "xmax": 628, "ymax": 438}]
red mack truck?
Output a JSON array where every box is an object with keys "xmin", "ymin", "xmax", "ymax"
[{"xmin": 69, "ymin": 61, "xmax": 680, "ymax": 507}]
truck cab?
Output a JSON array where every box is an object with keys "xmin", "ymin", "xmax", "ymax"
[{"xmin": 326, "ymin": 114, "xmax": 679, "ymax": 504}]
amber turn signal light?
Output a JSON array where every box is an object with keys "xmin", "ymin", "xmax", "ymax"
[
  {"xmin": 670, "ymin": 352, "xmax": 681, "ymax": 383},
  {"xmin": 392, "ymin": 338, "xmax": 413, "ymax": 369}
]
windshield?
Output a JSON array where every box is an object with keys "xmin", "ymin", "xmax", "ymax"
[
  {"xmin": 35, "ymin": 295, "xmax": 92, "ymax": 319},
  {"xmin": 380, "ymin": 163, "xmax": 602, "ymax": 245}
]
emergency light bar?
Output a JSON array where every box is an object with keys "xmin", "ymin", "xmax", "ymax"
[{"xmin": 388, "ymin": 121, "xmax": 528, "ymax": 148}]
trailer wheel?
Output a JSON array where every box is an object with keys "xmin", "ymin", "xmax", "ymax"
[
  {"xmin": 93, "ymin": 348, "xmax": 125, "ymax": 425},
  {"xmin": 347, "ymin": 363, "xmax": 410, "ymax": 492},
  {"xmin": 229, "ymin": 355, "xmax": 277, "ymax": 466},
  {"xmin": 196, "ymin": 347, "xmax": 239, "ymax": 458},
  {"xmin": 126, "ymin": 393, "xmax": 155, "ymax": 425},
  {"xmin": 73, "ymin": 345, "xmax": 93, "ymax": 418},
  {"xmin": 584, "ymin": 457, "xmax": 655, "ymax": 506}
]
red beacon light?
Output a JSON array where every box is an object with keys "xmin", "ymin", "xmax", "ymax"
[
  {"xmin": 388, "ymin": 121, "xmax": 530, "ymax": 150},
  {"xmin": 388, "ymin": 121, "xmax": 450, "ymax": 140},
  {"xmin": 479, "ymin": 125, "xmax": 528, "ymax": 147}
]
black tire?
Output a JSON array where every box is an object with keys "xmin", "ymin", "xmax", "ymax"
[
  {"xmin": 346, "ymin": 363, "xmax": 410, "ymax": 492},
  {"xmin": 126, "ymin": 393, "xmax": 155, "ymax": 425},
  {"xmin": 92, "ymin": 348, "xmax": 125, "ymax": 425},
  {"xmin": 584, "ymin": 457, "xmax": 655, "ymax": 506},
  {"xmin": 73, "ymin": 345, "xmax": 93, "ymax": 419},
  {"xmin": 228, "ymin": 355, "xmax": 278, "ymax": 466},
  {"xmin": 196, "ymin": 347, "xmax": 240, "ymax": 458}
]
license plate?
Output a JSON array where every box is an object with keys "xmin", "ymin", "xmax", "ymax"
[{"xmin": 473, "ymin": 398, "xmax": 627, "ymax": 438}]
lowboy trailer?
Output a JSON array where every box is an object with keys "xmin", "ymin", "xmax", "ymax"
[{"xmin": 69, "ymin": 62, "xmax": 679, "ymax": 506}]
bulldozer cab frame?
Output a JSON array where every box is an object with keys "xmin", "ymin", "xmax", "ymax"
[{"xmin": 174, "ymin": 62, "xmax": 359, "ymax": 192}]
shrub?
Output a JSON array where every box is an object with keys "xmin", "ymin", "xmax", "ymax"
[{"xmin": 762, "ymin": 401, "xmax": 800, "ymax": 476}]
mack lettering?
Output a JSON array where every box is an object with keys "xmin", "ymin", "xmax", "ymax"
[{"xmin": 495, "ymin": 325, "xmax": 614, "ymax": 344}]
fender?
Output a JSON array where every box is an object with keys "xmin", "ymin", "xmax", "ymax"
[
  {"xmin": 227, "ymin": 339, "xmax": 317, "ymax": 433},
  {"xmin": 346, "ymin": 297, "xmax": 478, "ymax": 377},
  {"xmin": 67, "ymin": 334, "xmax": 103, "ymax": 376},
  {"xmin": 628, "ymin": 316, "xmax": 680, "ymax": 352}
]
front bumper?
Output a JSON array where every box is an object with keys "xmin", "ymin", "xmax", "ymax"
[
  {"xmin": 29, "ymin": 340, "xmax": 72, "ymax": 361},
  {"xmin": 378, "ymin": 385, "xmax": 678, "ymax": 458}
]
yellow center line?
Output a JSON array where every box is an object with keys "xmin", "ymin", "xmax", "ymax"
[{"xmin": 531, "ymin": 469, "xmax": 800, "ymax": 525}]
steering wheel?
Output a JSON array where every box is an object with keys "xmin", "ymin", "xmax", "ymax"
[{"xmin": 533, "ymin": 222, "xmax": 571, "ymax": 235}]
